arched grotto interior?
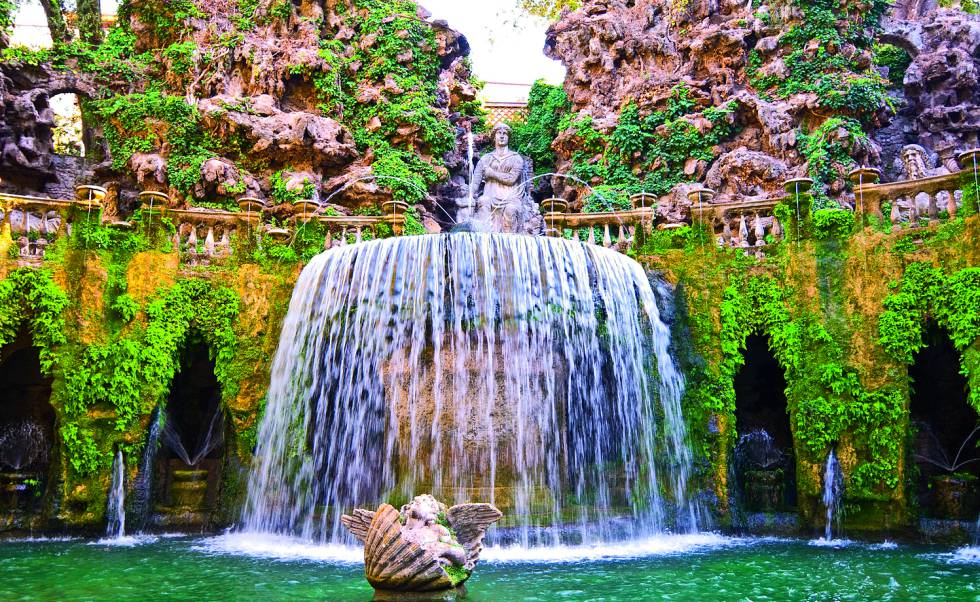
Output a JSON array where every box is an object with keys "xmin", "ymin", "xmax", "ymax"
[
  {"xmin": 0, "ymin": 331, "xmax": 55, "ymax": 515},
  {"xmin": 155, "ymin": 341, "xmax": 225, "ymax": 520},
  {"xmin": 733, "ymin": 334, "xmax": 796, "ymax": 512},
  {"xmin": 909, "ymin": 324, "xmax": 980, "ymax": 520}
]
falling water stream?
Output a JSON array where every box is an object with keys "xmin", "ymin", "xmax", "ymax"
[
  {"xmin": 241, "ymin": 233, "xmax": 703, "ymax": 547},
  {"xmin": 106, "ymin": 451, "xmax": 126, "ymax": 539},
  {"xmin": 822, "ymin": 450, "xmax": 843, "ymax": 541}
]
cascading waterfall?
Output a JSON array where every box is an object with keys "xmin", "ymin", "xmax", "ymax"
[
  {"xmin": 242, "ymin": 233, "xmax": 703, "ymax": 547},
  {"xmin": 822, "ymin": 449, "xmax": 843, "ymax": 541},
  {"xmin": 106, "ymin": 450, "xmax": 126, "ymax": 538}
]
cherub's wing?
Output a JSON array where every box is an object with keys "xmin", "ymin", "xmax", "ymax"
[
  {"xmin": 446, "ymin": 503, "xmax": 503, "ymax": 569},
  {"xmin": 340, "ymin": 508, "xmax": 376, "ymax": 544}
]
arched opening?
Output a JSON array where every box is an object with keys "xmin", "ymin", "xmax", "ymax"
[
  {"xmin": 910, "ymin": 324, "xmax": 979, "ymax": 520},
  {"xmin": 155, "ymin": 341, "xmax": 225, "ymax": 522},
  {"xmin": 49, "ymin": 93, "xmax": 85, "ymax": 157},
  {"xmin": 0, "ymin": 331, "xmax": 55, "ymax": 516},
  {"xmin": 733, "ymin": 334, "xmax": 796, "ymax": 512}
]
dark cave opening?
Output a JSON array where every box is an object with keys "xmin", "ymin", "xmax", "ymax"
[{"xmin": 733, "ymin": 334, "xmax": 796, "ymax": 511}]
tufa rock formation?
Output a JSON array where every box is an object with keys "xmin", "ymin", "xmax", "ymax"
[
  {"xmin": 540, "ymin": 0, "xmax": 980, "ymax": 216},
  {"xmin": 0, "ymin": 0, "xmax": 481, "ymax": 227}
]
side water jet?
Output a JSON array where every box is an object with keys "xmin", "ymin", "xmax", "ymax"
[
  {"xmin": 131, "ymin": 407, "xmax": 163, "ymax": 532},
  {"xmin": 241, "ymin": 233, "xmax": 704, "ymax": 547},
  {"xmin": 106, "ymin": 450, "xmax": 126, "ymax": 539},
  {"xmin": 822, "ymin": 449, "xmax": 843, "ymax": 541}
]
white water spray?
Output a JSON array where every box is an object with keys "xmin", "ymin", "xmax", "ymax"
[
  {"xmin": 822, "ymin": 449, "xmax": 843, "ymax": 541},
  {"xmin": 106, "ymin": 450, "xmax": 126, "ymax": 539}
]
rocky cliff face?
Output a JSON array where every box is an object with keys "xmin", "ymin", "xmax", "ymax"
[
  {"xmin": 542, "ymin": 0, "xmax": 980, "ymax": 215},
  {"xmin": 0, "ymin": 0, "xmax": 479, "ymax": 227}
]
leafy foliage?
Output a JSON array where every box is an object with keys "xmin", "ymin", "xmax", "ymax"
[
  {"xmin": 91, "ymin": 88, "xmax": 217, "ymax": 194},
  {"xmin": 797, "ymin": 117, "xmax": 867, "ymax": 208},
  {"xmin": 509, "ymin": 80, "xmax": 570, "ymax": 175},
  {"xmin": 748, "ymin": 0, "xmax": 890, "ymax": 122},
  {"xmin": 563, "ymin": 86, "xmax": 738, "ymax": 209},
  {"xmin": 310, "ymin": 0, "xmax": 456, "ymax": 204}
]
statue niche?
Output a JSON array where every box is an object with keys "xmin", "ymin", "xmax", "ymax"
[{"xmin": 457, "ymin": 124, "xmax": 541, "ymax": 234}]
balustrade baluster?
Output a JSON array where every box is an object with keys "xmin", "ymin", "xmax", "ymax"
[
  {"xmin": 890, "ymin": 199, "xmax": 901, "ymax": 231},
  {"xmin": 204, "ymin": 227, "xmax": 216, "ymax": 256},
  {"xmin": 187, "ymin": 225, "xmax": 198, "ymax": 254},
  {"xmin": 948, "ymin": 190, "xmax": 958, "ymax": 219},
  {"xmin": 909, "ymin": 197, "xmax": 919, "ymax": 225},
  {"xmin": 324, "ymin": 230, "xmax": 333, "ymax": 250},
  {"xmin": 927, "ymin": 193, "xmax": 939, "ymax": 223},
  {"xmin": 738, "ymin": 214, "xmax": 750, "ymax": 248},
  {"xmin": 338, "ymin": 227, "xmax": 348, "ymax": 246},
  {"xmin": 722, "ymin": 216, "xmax": 733, "ymax": 247},
  {"xmin": 754, "ymin": 213, "xmax": 765, "ymax": 246},
  {"xmin": 772, "ymin": 216, "xmax": 783, "ymax": 241},
  {"xmin": 587, "ymin": 227, "xmax": 596, "ymax": 245},
  {"xmin": 355, "ymin": 227, "xmax": 363, "ymax": 244},
  {"xmin": 219, "ymin": 229, "xmax": 231, "ymax": 255}
]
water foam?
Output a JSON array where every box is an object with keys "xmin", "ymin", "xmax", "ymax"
[{"xmin": 197, "ymin": 533, "xmax": 362, "ymax": 563}]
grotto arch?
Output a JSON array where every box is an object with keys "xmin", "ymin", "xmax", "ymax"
[
  {"xmin": 733, "ymin": 333, "xmax": 796, "ymax": 512},
  {"xmin": 909, "ymin": 323, "xmax": 979, "ymax": 520},
  {"xmin": 152, "ymin": 338, "xmax": 229, "ymax": 525},
  {"xmin": 0, "ymin": 329, "xmax": 56, "ymax": 518},
  {"xmin": 48, "ymin": 92, "xmax": 85, "ymax": 158}
]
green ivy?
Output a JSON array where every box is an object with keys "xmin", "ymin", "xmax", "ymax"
[
  {"xmin": 509, "ymin": 80, "xmax": 570, "ymax": 175},
  {"xmin": 309, "ymin": 0, "xmax": 456, "ymax": 204},
  {"xmin": 91, "ymin": 88, "xmax": 218, "ymax": 194},
  {"xmin": 563, "ymin": 86, "xmax": 738, "ymax": 208}
]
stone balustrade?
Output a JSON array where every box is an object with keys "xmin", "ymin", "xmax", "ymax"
[
  {"xmin": 167, "ymin": 208, "xmax": 252, "ymax": 265},
  {"xmin": 0, "ymin": 190, "xmax": 94, "ymax": 260},
  {"xmin": 691, "ymin": 195, "xmax": 787, "ymax": 252},
  {"xmin": 540, "ymin": 196, "xmax": 655, "ymax": 252},
  {"xmin": 0, "ymin": 186, "xmax": 413, "ymax": 264},
  {"xmin": 853, "ymin": 150, "xmax": 980, "ymax": 230},
  {"xmin": 853, "ymin": 168, "xmax": 967, "ymax": 229}
]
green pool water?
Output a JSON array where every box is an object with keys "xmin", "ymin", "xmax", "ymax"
[{"xmin": 0, "ymin": 534, "xmax": 977, "ymax": 601}]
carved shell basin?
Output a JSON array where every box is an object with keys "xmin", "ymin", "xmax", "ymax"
[
  {"xmin": 362, "ymin": 504, "xmax": 456, "ymax": 592},
  {"xmin": 342, "ymin": 500, "xmax": 502, "ymax": 594}
]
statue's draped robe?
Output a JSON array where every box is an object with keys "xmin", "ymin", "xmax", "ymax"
[{"xmin": 471, "ymin": 149, "xmax": 526, "ymax": 232}]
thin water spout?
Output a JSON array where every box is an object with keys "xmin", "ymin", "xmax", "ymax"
[
  {"xmin": 106, "ymin": 450, "xmax": 126, "ymax": 538},
  {"xmin": 822, "ymin": 449, "xmax": 843, "ymax": 541}
]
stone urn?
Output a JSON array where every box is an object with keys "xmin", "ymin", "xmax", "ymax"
[
  {"xmin": 783, "ymin": 177, "xmax": 814, "ymax": 196},
  {"xmin": 847, "ymin": 167, "xmax": 881, "ymax": 186},
  {"xmin": 539, "ymin": 197, "xmax": 568, "ymax": 214},
  {"xmin": 237, "ymin": 197, "xmax": 266, "ymax": 214},
  {"xmin": 342, "ymin": 494, "xmax": 502, "ymax": 600},
  {"xmin": 931, "ymin": 473, "xmax": 979, "ymax": 520},
  {"xmin": 137, "ymin": 191, "xmax": 170, "ymax": 211},
  {"xmin": 956, "ymin": 148, "xmax": 980, "ymax": 171},
  {"xmin": 74, "ymin": 185, "xmax": 107, "ymax": 206},
  {"xmin": 265, "ymin": 225, "xmax": 291, "ymax": 242},
  {"xmin": 630, "ymin": 192, "xmax": 656, "ymax": 210},
  {"xmin": 686, "ymin": 186, "xmax": 716, "ymax": 205}
]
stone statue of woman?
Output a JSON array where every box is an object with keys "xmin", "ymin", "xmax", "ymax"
[{"xmin": 467, "ymin": 123, "xmax": 538, "ymax": 233}]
